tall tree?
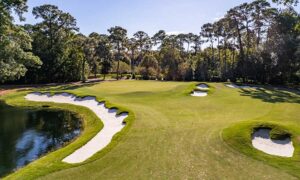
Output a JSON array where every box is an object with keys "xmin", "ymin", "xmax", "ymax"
[
  {"xmin": 185, "ymin": 33, "xmax": 195, "ymax": 53},
  {"xmin": 127, "ymin": 38, "xmax": 138, "ymax": 78},
  {"xmin": 0, "ymin": 0, "xmax": 41, "ymax": 83},
  {"xmin": 83, "ymin": 33, "xmax": 98, "ymax": 79},
  {"xmin": 134, "ymin": 31, "xmax": 150, "ymax": 53},
  {"xmin": 177, "ymin": 33, "xmax": 187, "ymax": 52},
  {"xmin": 191, "ymin": 34, "xmax": 202, "ymax": 55},
  {"xmin": 201, "ymin": 23, "xmax": 215, "ymax": 61},
  {"xmin": 152, "ymin": 30, "xmax": 167, "ymax": 49},
  {"xmin": 29, "ymin": 4, "xmax": 79, "ymax": 83},
  {"xmin": 133, "ymin": 31, "xmax": 151, "ymax": 66},
  {"xmin": 96, "ymin": 35, "xmax": 113, "ymax": 80},
  {"xmin": 108, "ymin": 26, "xmax": 128, "ymax": 80},
  {"xmin": 227, "ymin": 5, "xmax": 248, "ymax": 81},
  {"xmin": 250, "ymin": 0, "xmax": 277, "ymax": 48}
]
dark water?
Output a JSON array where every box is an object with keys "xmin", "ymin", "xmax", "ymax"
[{"xmin": 0, "ymin": 101, "xmax": 82, "ymax": 177}]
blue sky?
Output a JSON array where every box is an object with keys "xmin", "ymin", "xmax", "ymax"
[{"xmin": 16, "ymin": 0, "xmax": 300, "ymax": 37}]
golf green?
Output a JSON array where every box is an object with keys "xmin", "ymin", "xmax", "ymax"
[{"xmin": 1, "ymin": 81, "xmax": 300, "ymax": 179}]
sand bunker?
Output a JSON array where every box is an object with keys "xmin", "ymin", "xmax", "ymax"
[
  {"xmin": 191, "ymin": 91, "xmax": 208, "ymax": 97},
  {"xmin": 226, "ymin": 84, "xmax": 257, "ymax": 89},
  {"xmin": 191, "ymin": 84, "xmax": 209, "ymax": 97},
  {"xmin": 252, "ymin": 128, "xmax": 294, "ymax": 157},
  {"xmin": 197, "ymin": 84, "xmax": 209, "ymax": 91},
  {"xmin": 25, "ymin": 92, "xmax": 128, "ymax": 164}
]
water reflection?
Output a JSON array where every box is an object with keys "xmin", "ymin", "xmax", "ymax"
[{"xmin": 0, "ymin": 101, "xmax": 82, "ymax": 177}]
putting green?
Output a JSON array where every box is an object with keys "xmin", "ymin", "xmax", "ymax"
[{"xmin": 1, "ymin": 81, "xmax": 300, "ymax": 179}]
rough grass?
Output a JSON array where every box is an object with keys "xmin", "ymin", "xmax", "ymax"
[{"xmin": 1, "ymin": 81, "xmax": 300, "ymax": 179}]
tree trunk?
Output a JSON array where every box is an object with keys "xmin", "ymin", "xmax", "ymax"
[
  {"xmin": 236, "ymin": 25, "xmax": 244, "ymax": 61},
  {"xmin": 246, "ymin": 20, "xmax": 251, "ymax": 58},
  {"xmin": 257, "ymin": 27, "xmax": 261, "ymax": 49},
  {"xmin": 224, "ymin": 41, "xmax": 228, "ymax": 80},
  {"xmin": 116, "ymin": 59, "xmax": 120, "ymax": 80},
  {"xmin": 232, "ymin": 48, "xmax": 236, "ymax": 79},
  {"xmin": 256, "ymin": 12, "xmax": 262, "ymax": 49},
  {"xmin": 82, "ymin": 59, "xmax": 86, "ymax": 83},
  {"xmin": 194, "ymin": 45, "xmax": 198, "ymax": 55},
  {"xmin": 131, "ymin": 49, "xmax": 135, "ymax": 79},
  {"xmin": 116, "ymin": 43, "xmax": 121, "ymax": 80},
  {"xmin": 217, "ymin": 37, "xmax": 221, "ymax": 62},
  {"xmin": 211, "ymin": 39, "xmax": 215, "ymax": 62}
]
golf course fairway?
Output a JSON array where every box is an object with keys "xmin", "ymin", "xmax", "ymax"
[{"xmin": 1, "ymin": 81, "xmax": 300, "ymax": 179}]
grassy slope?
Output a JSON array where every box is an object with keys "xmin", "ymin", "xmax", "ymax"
[{"xmin": 2, "ymin": 81, "xmax": 300, "ymax": 179}]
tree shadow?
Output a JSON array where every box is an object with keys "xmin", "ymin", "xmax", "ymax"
[
  {"xmin": 40, "ymin": 82, "xmax": 99, "ymax": 91},
  {"xmin": 239, "ymin": 86, "xmax": 300, "ymax": 104},
  {"xmin": 118, "ymin": 91, "xmax": 155, "ymax": 97},
  {"xmin": 0, "ymin": 82, "xmax": 100, "ymax": 93}
]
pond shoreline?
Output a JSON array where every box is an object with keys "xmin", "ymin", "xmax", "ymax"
[{"xmin": 0, "ymin": 101, "xmax": 82, "ymax": 178}]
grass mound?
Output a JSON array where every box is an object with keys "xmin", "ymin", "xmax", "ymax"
[
  {"xmin": 252, "ymin": 124, "xmax": 292, "ymax": 140},
  {"xmin": 190, "ymin": 83, "xmax": 214, "ymax": 96},
  {"xmin": 222, "ymin": 121, "xmax": 300, "ymax": 178},
  {"xmin": 270, "ymin": 128, "xmax": 292, "ymax": 141}
]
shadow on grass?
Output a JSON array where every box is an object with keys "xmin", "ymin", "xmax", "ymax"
[
  {"xmin": 118, "ymin": 91, "xmax": 155, "ymax": 97},
  {"xmin": 41, "ymin": 82, "xmax": 99, "ymax": 91},
  {"xmin": 0, "ymin": 82, "xmax": 100, "ymax": 95},
  {"xmin": 239, "ymin": 87, "xmax": 300, "ymax": 104}
]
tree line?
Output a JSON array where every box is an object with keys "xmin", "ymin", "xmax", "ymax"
[{"xmin": 1, "ymin": 0, "xmax": 300, "ymax": 85}]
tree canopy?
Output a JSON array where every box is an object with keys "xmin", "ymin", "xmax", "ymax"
[
  {"xmin": 0, "ymin": 0, "xmax": 41, "ymax": 83},
  {"xmin": 1, "ymin": 0, "xmax": 300, "ymax": 85}
]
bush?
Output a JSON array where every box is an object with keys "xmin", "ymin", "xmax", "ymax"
[
  {"xmin": 112, "ymin": 61, "xmax": 131, "ymax": 75},
  {"xmin": 126, "ymin": 74, "xmax": 132, "ymax": 79},
  {"xmin": 111, "ymin": 74, "xmax": 117, "ymax": 79},
  {"xmin": 157, "ymin": 73, "xmax": 164, "ymax": 81},
  {"xmin": 138, "ymin": 67, "xmax": 158, "ymax": 80},
  {"xmin": 135, "ymin": 75, "xmax": 142, "ymax": 80}
]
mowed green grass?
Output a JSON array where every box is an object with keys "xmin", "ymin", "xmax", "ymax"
[{"xmin": 2, "ymin": 81, "xmax": 300, "ymax": 179}]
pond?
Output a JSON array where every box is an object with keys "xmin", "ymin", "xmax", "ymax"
[{"xmin": 0, "ymin": 101, "xmax": 82, "ymax": 177}]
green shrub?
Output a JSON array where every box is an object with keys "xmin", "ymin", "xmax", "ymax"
[
  {"xmin": 135, "ymin": 75, "xmax": 142, "ymax": 80},
  {"xmin": 126, "ymin": 74, "xmax": 132, "ymax": 79}
]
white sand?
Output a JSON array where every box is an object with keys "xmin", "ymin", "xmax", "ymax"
[
  {"xmin": 226, "ymin": 84, "xmax": 257, "ymax": 89},
  {"xmin": 191, "ymin": 91, "xmax": 208, "ymax": 97},
  {"xmin": 197, "ymin": 84, "xmax": 209, "ymax": 91},
  {"xmin": 252, "ymin": 128, "xmax": 294, "ymax": 157},
  {"xmin": 25, "ymin": 92, "xmax": 128, "ymax": 164}
]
